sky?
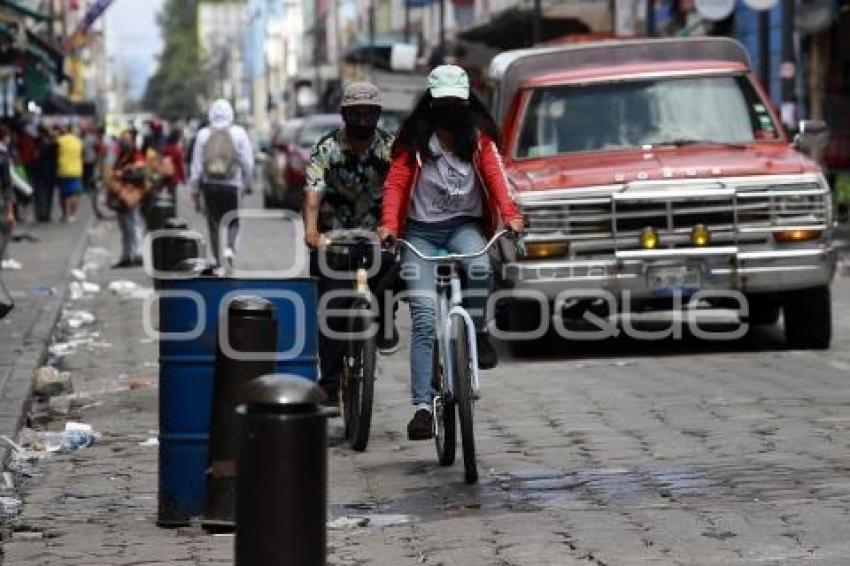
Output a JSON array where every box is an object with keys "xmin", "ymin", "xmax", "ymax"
[{"xmin": 105, "ymin": 0, "xmax": 165, "ymax": 100}]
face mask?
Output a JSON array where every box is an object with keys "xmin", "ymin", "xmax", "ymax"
[
  {"xmin": 346, "ymin": 124, "xmax": 376, "ymax": 140},
  {"xmin": 342, "ymin": 107, "xmax": 380, "ymax": 141},
  {"xmin": 431, "ymin": 105, "xmax": 469, "ymax": 129}
]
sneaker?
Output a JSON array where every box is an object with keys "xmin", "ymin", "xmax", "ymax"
[
  {"xmin": 130, "ymin": 255, "xmax": 144, "ymax": 267},
  {"xmin": 111, "ymin": 258, "xmax": 134, "ymax": 269},
  {"xmin": 223, "ymin": 247, "xmax": 235, "ymax": 268},
  {"xmin": 407, "ymin": 408, "xmax": 434, "ymax": 441},
  {"xmin": 320, "ymin": 388, "xmax": 340, "ymax": 417},
  {"xmin": 476, "ymin": 332, "xmax": 498, "ymax": 370},
  {"xmin": 377, "ymin": 323, "xmax": 399, "ymax": 355}
]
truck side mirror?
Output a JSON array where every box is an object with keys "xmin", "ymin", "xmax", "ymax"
[{"xmin": 793, "ymin": 119, "xmax": 830, "ymax": 156}]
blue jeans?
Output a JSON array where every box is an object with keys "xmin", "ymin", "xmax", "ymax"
[{"xmin": 403, "ymin": 217, "xmax": 492, "ymax": 405}]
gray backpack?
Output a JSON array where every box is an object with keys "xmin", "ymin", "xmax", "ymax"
[{"xmin": 202, "ymin": 127, "xmax": 237, "ymax": 181}]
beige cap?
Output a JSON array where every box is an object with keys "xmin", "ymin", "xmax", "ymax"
[{"xmin": 341, "ymin": 82, "xmax": 382, "ymax": 108}]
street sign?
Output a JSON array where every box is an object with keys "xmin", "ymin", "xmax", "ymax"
[
  {"xmin": 743, "ymin": 0, "xmax": 779, "ymax": 11},
  {"xmin": 696, "ymin": 0, "xmax": 735, "ymax": 20}
]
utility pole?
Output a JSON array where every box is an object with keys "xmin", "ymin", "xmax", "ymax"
[
  {"xmin": 404, "ymin": 0, "xmax": 410, "ymax": 43},
  {"xmin": 532, "ymin": 0, "xmax": 542, "ymax": 45},
  {"xmin": 780, "ymin": 0, "xmax": 795, "ymax": 125},
  {"xmin": 647, "ymin": 0, "xmax": 656, "ymax": 36},
  {"xmin": 48, "ymin": 0, "xmax": 55, "ymax": 41},
  {"xmin": 368, "ymin": 0, "xmax": 375, "ymax": 67},
  {"xmin": 758, "ymin": 10, "xmax": 770, "ymax": 97},
  {"xmin": 439, "ymin": 0, "xmax": 445, "ymax": 54}
]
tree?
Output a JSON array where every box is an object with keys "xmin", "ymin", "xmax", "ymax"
[{"xmin": 142, "ymin": 0, "xmax": 210, "ymax": 118}]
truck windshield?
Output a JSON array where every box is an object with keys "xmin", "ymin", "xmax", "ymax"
[{"xmin": 515, "ymin": 75, "xmax": 779, "ymax": 159}]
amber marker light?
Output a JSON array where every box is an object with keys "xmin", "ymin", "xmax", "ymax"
[
  {"xmin": 774, "ymin": 229, "xmax": 822, "ymax": 243},
  {"xmin": 520, "ymin": 242, "xmax": 569, "ymax": 260}
]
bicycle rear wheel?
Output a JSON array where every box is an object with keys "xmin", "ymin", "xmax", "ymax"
[
  {"xmin": 433, "ymin": 338, "xmax": 455, "ymax": 466},
  {"xmin": 451, "ymin": 314, "xmax": 478, "ymax": 484},
  {"xmin": 342, "ymin": 305, "xmax": 376, "ymax": 452}
]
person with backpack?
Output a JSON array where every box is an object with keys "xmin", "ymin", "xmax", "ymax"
[{"xmin": 189, "ymin": 99, "xmax": 254, "ymax": 268}]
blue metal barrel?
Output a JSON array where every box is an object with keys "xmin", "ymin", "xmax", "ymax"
[{"xmin": 157, "ymin": 277, "xmax": 318, "ymax": 526}]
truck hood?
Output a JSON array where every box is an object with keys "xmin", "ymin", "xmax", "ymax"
[{"xmin": 507, "ymin": 144, "xmax": 818, "ymax": 192}]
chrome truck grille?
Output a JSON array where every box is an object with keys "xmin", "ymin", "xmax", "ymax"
[{"xmin": 521, "ymin": 181, "xmax": 831, "ymax": 258}]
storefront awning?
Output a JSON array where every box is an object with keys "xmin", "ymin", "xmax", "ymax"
[
  {"xmin": 0, "ymin": 1, "xmax": 49, "ymax": 23},
  {"xmin": 458, "ymin": 7, "xmax": 591, "ymax": 50},
  {"xmin": 26, "ymin": 29, "xmax": 64, "ymax": 79}
]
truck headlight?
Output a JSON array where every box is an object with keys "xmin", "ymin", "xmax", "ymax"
[
  {"xmin": 691, "ymin": 224, "xmax": 710, "ymax": 247},
  {"xmin": 640, "ymin": 227, "xmax": 659, "ymax": 249}
]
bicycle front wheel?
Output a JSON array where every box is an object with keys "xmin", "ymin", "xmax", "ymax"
[
  {"xmin": 342, "ymin": 305, "xmax": 376, "ymax": 452},
  {"xmin": 433, "ymin": 338, "xmax": 455, "ymax": 466},
  {"xmin": 451, "ymin": 314, "xmax": 478, "ymax": 484}
]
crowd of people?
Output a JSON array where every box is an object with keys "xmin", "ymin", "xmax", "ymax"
[{"xmin": 0, "ymin": 115, "xmax": 191, "ymax": 320}]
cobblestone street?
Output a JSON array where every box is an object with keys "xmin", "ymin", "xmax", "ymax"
[{"xmin": 2, "ymin": 195, "xmax": 850, "ymax": 565}]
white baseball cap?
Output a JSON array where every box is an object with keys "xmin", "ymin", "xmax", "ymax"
[{"xmin": 428, "ymin": 65, "xmax": 469, "ymax": 100}]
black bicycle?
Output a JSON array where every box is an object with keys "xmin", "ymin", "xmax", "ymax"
[{"xmin": 324, "ymin": 232, "xmax": 396, "ymax": 452}]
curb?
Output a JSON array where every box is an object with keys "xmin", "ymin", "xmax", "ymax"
[{"xmin": 0, "ymin": 213, "xmax": 95, "ymax": 467}]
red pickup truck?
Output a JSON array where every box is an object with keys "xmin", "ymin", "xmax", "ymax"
[{"xmin": 489, "ymin": 38, "xmax": 836, "ymax": 349}]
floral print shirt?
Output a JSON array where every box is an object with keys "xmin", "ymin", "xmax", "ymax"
[{"xmin": 304, "ymin": 127, "xmax": 394, "ymax": 232}]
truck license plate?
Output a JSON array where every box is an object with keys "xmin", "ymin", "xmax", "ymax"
[{"xmin": 648, "ymin": 265, "xmax": 701, "ymax": 295}]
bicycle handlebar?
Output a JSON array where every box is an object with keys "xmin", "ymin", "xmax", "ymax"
[{"xmin": 390, "ymin": 229, "xmax": 523, "ymax": 262}]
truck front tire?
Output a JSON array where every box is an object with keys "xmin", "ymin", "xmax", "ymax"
[
  {"xmin": 742, "ymin": 293, "xmax": 781, "ymax": 326},
  {"xmin": 782, "ymin": 285, "xmax": 832, "ymax": 349}
]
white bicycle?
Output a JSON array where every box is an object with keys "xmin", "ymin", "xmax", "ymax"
[{"xmin": 392, "ymin": 229, "xmax": 523, "ymax": 484}]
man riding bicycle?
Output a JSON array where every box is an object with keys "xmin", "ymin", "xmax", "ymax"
[{"xmin": 304, "ymin": 82, "xmax": 398, "ymax": 406}]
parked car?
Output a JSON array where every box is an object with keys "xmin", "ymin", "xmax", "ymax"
[
  {"xmin": 488, "ymin": 38, "xmax": 835, "ymax": 350},
  {"xmin": 274, "ymin": 114, "xmax": 343, "ymax": 212},
  {"xmin": 262, "ymin": 118, "xmax": 303, "ymax": 209}
]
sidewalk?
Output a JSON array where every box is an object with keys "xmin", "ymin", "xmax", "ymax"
[
  {"xmin": 0, "ymin": 209, "xmax": 92, "ymax": 465},
  {"xmin": 0, "ymin": 213, "xmax": 233, "ymax": 565}
]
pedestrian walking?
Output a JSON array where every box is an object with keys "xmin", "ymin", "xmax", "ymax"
[
  {"xmin": 82, "ymin": 125, "xmax": 98, "ymax": 193},
  {"xmin": 189, "ymin": 99, "xmax": 254, "ymax": 268},
  {"xmin": 162, "ymin": 129, "xmax": 186, "ymax": 195},
  {"xmin": 33, "ymin": 125, "xmax": 58, "ymax": 223},
  {"xmin": 302, "ymin": 81, "xmax": 398, "ymax": 404},
  {"xmin": 0, "ymin": 124, "xmax": 16, "ymax": 318},
  {"xmin": 106, "ymin": 130, "xmax": 146, "ymax": 268},
  {"xmin": 377, "ymin": 65, "xmax": 524, "ymax": 440},
  {"xmin": 56, "ymin": 124, "xmax": 84, "ymax": 223}
]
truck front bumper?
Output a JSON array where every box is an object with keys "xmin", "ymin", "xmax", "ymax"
[{"xmin": 501, "ymin": 246, "xmax": 838, "ymax": 300}]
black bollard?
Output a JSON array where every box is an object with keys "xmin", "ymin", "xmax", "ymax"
[
  {"xmin": 203, "ymin": 297, "xmax": 278, "ymax": 531},
  {"xmin": 152, "ymin": 217, "xmax": 202, "ymax": 275},
  {"xmin": 236, "ymin": 374, "xmax": 328, "ymax": 566},
  {"xmin": 147, "ymin": 189, "xmax": 176, "ymax": 233}
]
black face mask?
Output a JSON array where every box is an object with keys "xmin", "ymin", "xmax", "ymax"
[
  {"xmin": 342, "ymin": 107, "xmax": 380, "ymax": 141},
  {"xmin": 431, "ymin": 105, "xmax": 470, "ymax": 129},
  {"xmin": 346, "ymin": 124, "xmax": 376, "ymax": 140}
]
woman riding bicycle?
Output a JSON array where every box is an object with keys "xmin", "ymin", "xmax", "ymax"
[{"xmin": 377, "ymin": 65, "xmax": 524, "ymax": 441}]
